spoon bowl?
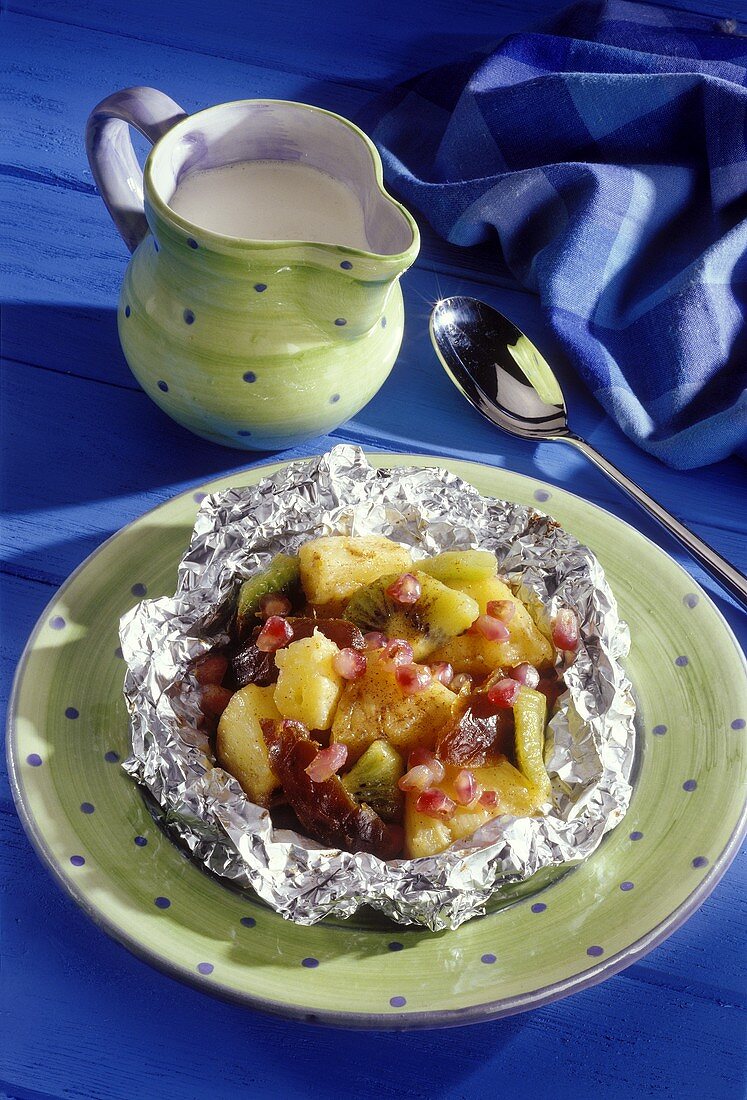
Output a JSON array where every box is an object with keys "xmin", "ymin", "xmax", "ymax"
[
  {"xmin": 430, "ymin": 295, "xmax": 747, "ymax": 606},
  {"xmin": 430, "ymin": 296, "xmax": 570, "ymax": 440}
]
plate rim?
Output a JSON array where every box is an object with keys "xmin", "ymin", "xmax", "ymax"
[{"xmin": 7, "ymin": 450, "xmax": 747, "ymax": 1029}]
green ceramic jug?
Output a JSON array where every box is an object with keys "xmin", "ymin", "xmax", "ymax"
[{"xmin": 86, "ymin": 89, "xmax": 420, "ymax": 450}]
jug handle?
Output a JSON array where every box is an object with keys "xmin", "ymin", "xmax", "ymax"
[{"xmin": 86, "ymin": 87, "xmax": 188, "ymax": 253}]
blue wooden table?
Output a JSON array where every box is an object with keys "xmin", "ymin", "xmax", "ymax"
[{"xmin": 2, "ymin": 1, "xmax": 745, "ymax": 1096}]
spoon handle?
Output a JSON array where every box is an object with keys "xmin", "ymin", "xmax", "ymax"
[{"xmin": 566, "ymin": 437, "xmax": 747, "ymax": 607}]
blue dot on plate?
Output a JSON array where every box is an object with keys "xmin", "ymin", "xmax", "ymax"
[
  {"xmin": 187, "ymin": 238, "xmax": 198, "ymax": 249},
  {"xmin": 70, "ymin": 855, "xmax": 85, "ymax": 867},
  {"xmin": 131, "ymin": 583, "xmax": 147, "ymax": 597},
  {"xmin": 334, "ymin": 317, "xmax": 347, "ymax": 326},
  {"xmin": 340, "ymin": 260, "xmax": 353, "ymax": 270},
  {"xmin": 390, "ymin": 996, "xmax": 406, "ymax": 1008},
  {"xmin": 157, "ymin": 380, "xmax": 169, "ymax": 394},
  {"xmin": 587, "ymin": 945, "xmax": 604, "ymax": 957},
  {"xmin": 237, "ymin": 429, "xmax": 252, "ymax": 437},
  {"xmin": 531, "ymin": 902, "xmax": 547, "ymax": 913},
  {"xmin": 381, "ymin": 317, "xmax": 387, "ymax": 328},
  {"xmin": 732, "ymin": 719, "xmax": 745, "ymax": 730},
  {"xmin": 183, "ymin": 309, "xmax": 195, "ymax": 325},
  {"xmin": 481, "ymin": 953, "xmax": 496, "ymax": 964},
  {"xmin": 26, "ymin": 753, "xmax": 42, "ymax": 767},
  {"xmin": 193, "ymin": 492, "xmax": 206, "ymax": 504},
  {"xmin": 254, "ymin": 283, "xmax": 267, "ymax": 292},
  {"xmin": 683, "ymin": 593, "xmax": 699, "ymax": 608},
  {"xmin": 388, "ymin": 941, "xmax": 404, "ymax": 951},
  {"xmin": 104, "ymin": 751, "xmax": 119, "ymax": 763},
  {"xmin": 620, "ymin": 881, "xmax": 634, "ymax": 891},
  {"xmin": 50, "ymin": 615, "xmax": 66, "ymax": 630},
  {"xmin": 630, "ymin": 830, "xmax": 643, "ymax": 841},
  {"xmin": 683, "ymin": 779, "xmax": 697, "ymax": 792},
  {"xmin": 134, "ymin": 835, "xmax": 147, "ymax": 847},
  {"xmin": 534, "ymin": 489, "xmax": 550, "ymax": 502},
  {"xmin": 80, "ymin": 802, "xmax": 95, "ymax": 814},
  {"xmin": 65, "ymin": 707, "xmax": 79, "ymax": 720},
  {"xmin": 154, "ymin": 239, "xmax": 159, "ymax": 252},
  {"xmin": 330, "ymin": 393, "xmax": 340, "ymax": 404},
  {"xmin": 197, "ymin": 962, "xmax": 214, "ymax": 975},
  {"xmin": 243, "ymin": 371, "xmax": 257, "ymax": 383},
  {"xmin": 675, "ymin": 655, "xmax": 689, "ymax": 667},
  {"xmin": 692, "ymin": 856, "xmax": 709, "ymax": 868},
  {"xmin": 652, "ymin": 724, "xmax": 667, "ymax": 736},
  {"xmin": 124, "ymin": 305, "xmax": 131, "ymax": 318},
  {"xmin": 155, "ymin": 896, "xmax": 171, "ymax": 909},
  {"xmin": 302, "ymin": 957, "xmax": 319, "ymax": 969},
  {"xmin": 240, "ymin": 916, "xmax": 256, "ymax": 928}
]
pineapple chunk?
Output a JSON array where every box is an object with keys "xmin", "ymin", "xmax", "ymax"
[
  {"xmin": 405, "ymin": 760, "xmax": 544, "ymax": 857},
  {"xmin": 216, "ymin": 684, "xmax": 281, "ymax": 806},
  {"xmin": 331, "ymin": 652, "xmax": 458, "ymax": 763},
  {"xmin": 429, "ymin": 575, "xmax": 553, "ymax": 676},
  {"xmin": 298, "ymin": 535, "xmax": 413, "ymax": 605},
  {"xmin": 417, "ymin": 549, "xmax": 497, "ymax": 584},
  {"xmin": 274, "ymin": 630, "xmax": 344, "ymax": 730}
]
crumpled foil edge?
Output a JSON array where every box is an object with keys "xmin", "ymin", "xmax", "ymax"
[{"xmin": 120, "ymin": 445, "xmax": 636, "ymax": 931}]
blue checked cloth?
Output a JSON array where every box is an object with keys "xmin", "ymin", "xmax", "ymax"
[{"xmin": 362, "ymin": 0, "xmax": 747, "ymax": 468}]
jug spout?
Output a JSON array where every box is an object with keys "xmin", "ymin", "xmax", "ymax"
[
  {"xmin": 302, "ymin": 242, "xmax": 416, "ymax": 339},
  {"xmin": 299, "ymin": 133, "xmax": 420, "ymax": 335}
]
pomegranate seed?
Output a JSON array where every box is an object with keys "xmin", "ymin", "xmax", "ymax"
[
  {"xmin": 416, "ymin": 788, "xmax": 456, "ymax": 819},
  {"xmin": 395, "ymin": 663, "xmax": 432, "ymax": 694},
  {"xmin": 398, "ymin": 765, "xmax": 434, "ymax": 792},
  {"xmin": 363, "ymin": 630, "xmax": 388, "ymax": 651},
  {"xmin": 451, "ymin": 673, "xmax": 473, "ymax": 693},
  {"xmin": 199, "ymin": 684, "xmax": 233, "ymax": 717},
  {"xmin": 333, "ymin": 647, "xmax": 367, "ymax": 680},
  {"xmin": 487, "ymin": 677, "xmax": 521, "ymax": 708},
  {"xmin": 479, "ymin": 789, "xmax": 499, "ymax": 809},
  {"xmin": 486, "ymin": 599, "xmax": 516, "ymax": 623},
  {"xmin": 386, "ymin": 573, "xmax": 422, "ymax": 605},
  {"xmin": 256, "ymin": 615, "xmax": 293, "ymax": 652},
  {"xmin": 471, "ymin": 614, "xmax": 510, "ymax": 642},
  {"xmin": 454, "ymin": 769, "xmax": 480, "ymax": 805},
  {"xmin": 408, "ymin": 748, "xmax": 445, "ymax": 784},
  {"xmin": 259, "ymin": 592, "xmax": 292, "ymax": 618},
  {"xmin": 511, "ymin": 662, "xmax": 540, "ymax": 688},
  {"xmin": 193, "ymin": 653, "xmax": 228, "ymax": 686},
  {"xmin": 383, "ymin": 638, "xmax": 414, "ymax": 665},
  {"xmin": 431, "ymin": 661, "xmax": 454, "ymax": 686},
  {"xmin": 305, "ymin": 743, "xmax": 348, "ymax": 782},
  {"xmin": 552, "ymin": 608, "xmax": 579, "ymax": 651}
]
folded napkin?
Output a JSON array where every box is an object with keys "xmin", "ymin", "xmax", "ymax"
[{"xmin": 362, "ymin": 0, "xmax": 747, "ymax": 468}]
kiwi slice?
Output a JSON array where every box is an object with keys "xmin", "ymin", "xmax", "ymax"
[
  {"xmin": 417, "ymin": 550, "xmax": 497, "ymax": 585},
  {"xmin": 343, "ymin": 570, "xmax": 479, "ymax": 659},
  {"xmin": 234, "ymin": 553, "xmax": 301, "ymax": 639},
  {"xmin": 513, "ymin": 686, "xmax": 551, "ymax": 802},
  {"xmin": 341, "ymin": 740, "xmax": 405, "ymax": 823}
]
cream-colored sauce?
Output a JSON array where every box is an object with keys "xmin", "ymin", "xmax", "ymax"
[{"xmin": 169, "ymin": 160, "xmax": 369, "ymax": 248}]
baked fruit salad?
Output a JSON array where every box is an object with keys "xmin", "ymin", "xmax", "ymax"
[{"xmin": 192, "ymin": 535, "xmax": 579, "ymax": 861}]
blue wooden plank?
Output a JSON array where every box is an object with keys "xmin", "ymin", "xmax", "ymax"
[
  {"xmin": 2, "ymin": 352, "xmax": 745, "ymax": 596},
  {"xmin": 5, "ymin": 0, "xmax": 555, "ymax": 92},
  {"xmin": 7, "ymin": 0, "xmax": 742, "ymax": 94}
]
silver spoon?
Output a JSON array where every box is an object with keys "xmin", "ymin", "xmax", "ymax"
[{"xmin": 430, "ymin": 295, "xmax": 747, "ymax": 607}]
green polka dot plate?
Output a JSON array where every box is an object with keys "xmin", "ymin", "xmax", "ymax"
[{"xmin": 7, "ymin": 455, "xmax": 747, "ymax": 1027}]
